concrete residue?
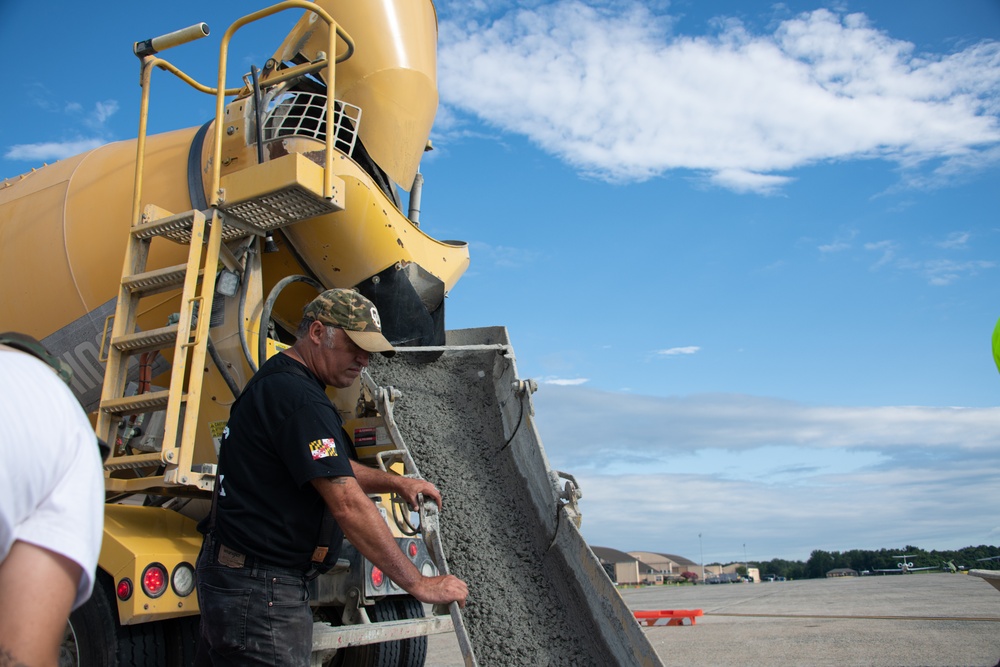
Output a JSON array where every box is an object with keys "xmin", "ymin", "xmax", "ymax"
[{"xmin": 370, "ymin": 349, "xmax": 615, "ymax": 666}]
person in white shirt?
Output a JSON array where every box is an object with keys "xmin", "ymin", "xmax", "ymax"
[{"xmin": 0, "ymin": 335, "xmax": 105, "ymax": 667}]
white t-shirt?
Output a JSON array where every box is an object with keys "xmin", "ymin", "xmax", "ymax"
[{"xmin": 0, "ymin": 349, "xmax": 105, "ymax": 610}]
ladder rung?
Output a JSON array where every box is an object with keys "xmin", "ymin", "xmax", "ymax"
[
  {"xmin": 133, "ymin": 208, "xmax": 254, "ymax": 245},
  {"xmin": 122, "ymin": 263, "xmax": 190, "ymax": 296},
  {"xmin": 133, "ymin": 210, "xmax": 199, "ymax": 243},
  {"xmin": 111, "ymin": 324, "xmax": 179, "ymax": 354},
  {"xmin": 104, "ymin": 451, "xmax": 166, "ymax": 472},
  {"xmin": 100, "ymin": 390, "xmax": 176, "ymax": 416}
]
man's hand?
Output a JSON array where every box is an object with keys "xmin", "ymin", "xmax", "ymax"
[
  {"xmin": 410, "ymin": 574, "xmax": 469, "ymax": 608},
  {"xmin": 349, "ymin": 461, "xmax": 443, "ymax": 510},
  {"xmin": 396, "ymin": 477, "xmax": 442, "ymax": 510}
]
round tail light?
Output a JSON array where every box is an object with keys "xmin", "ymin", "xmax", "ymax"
[
  {"xmin": 171, "ymin": 562, "xmax": 196, "ymax": 597},
  {"xmin": 116, "ymin": 578, "xmax": 133, "ymax": 601},
  {"xmin": 142, "ymin": 563, "xmax": 168, "ymax": 598}
]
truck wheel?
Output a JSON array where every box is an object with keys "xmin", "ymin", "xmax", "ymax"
[
  {"xmin": 393, "ymin": 596, "xmax": 427, "ymax": 667},
  {"xmin": 164, "ymin": 615, "xmax": 201, "ymax": 667},
  {"xmin": 323, "ymin": 599, "xmax": 402, "ymax": 667},
  {"xmin": 60, "ymin": 570, "xmax": 168, "ymax": 667},
  {"xmin": 115, "ymin": 620, "xmax": 167, "ymax": 667},
  {"xmin": 352, "ymin": 599, "xmax": 402, "ymax": 667},
  {"xmin": 62, "ymin": 579, "xmax": 117, "ymax": 666}
]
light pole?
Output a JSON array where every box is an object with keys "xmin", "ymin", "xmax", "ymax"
[
  {"xmin": 699, "ymin": 533, "xmax": 705, "ymax": 583},
  {"xmin": 744, "ymin": 543, "xmax": 748, "ymax": 581}
]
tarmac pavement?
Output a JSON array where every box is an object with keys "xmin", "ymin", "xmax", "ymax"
[{"xmin": 425, "ymin": 572, "xmax": 1000, "ymax": 666}]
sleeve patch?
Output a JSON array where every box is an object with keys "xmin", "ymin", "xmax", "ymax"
[{"xmin": 309, "ymin": 438, "xmax": 339, "ymax": 460}]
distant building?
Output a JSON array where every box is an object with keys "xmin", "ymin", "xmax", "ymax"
[
  {"xmin": 591, "ymin": 546, "xmax": 641, "ymax": 584},
  {"xmin": 826, "ymin": 568, "xmax": 859, "ymax": 578},
  {"xmin": 628, "ymin": 551, "xmax": 702, "ymax": 583}
]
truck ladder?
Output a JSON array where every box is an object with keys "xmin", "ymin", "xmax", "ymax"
[
  {"xmin": 97, "ymin": 153, "xmax": 345, "ymax": 495},
  {"xmin": 97, "ymin": 205, "xmax": 235, "ymax": 495},
  {"xmin": 99, "ymin": 0, "xmax": 347, "ymax": 495}
]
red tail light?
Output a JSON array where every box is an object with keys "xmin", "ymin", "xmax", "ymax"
[
  {"xmin": 116, "ymin": 578, "xmax": 133, "ymax": 601},
  {"xmin": 142, "ymin": 563, "xmax": 168, "ymax": 598},
  {"xmin": 370, "ymin": 566, "xmax": 384, "ymax": 588}
]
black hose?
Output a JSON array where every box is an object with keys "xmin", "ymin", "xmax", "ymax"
[
  {"xmin": 237, "ymin": 239, "xmax": 259, "ymax": 373},
  {"xmin": 250, "ymin": 65, "xmax": 265, "ymax": 165},
  {"xmin": 259, "ymin": 275, "xmax": 324, "ymax": 367},
  {"xmin": 207, "ymin": 335, "xmax": 241, "ymax": 398}
]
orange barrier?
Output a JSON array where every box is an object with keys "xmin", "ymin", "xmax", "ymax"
[{"xmin": 634, "ymin": 609, "xmax": 704, "ymax": 626}]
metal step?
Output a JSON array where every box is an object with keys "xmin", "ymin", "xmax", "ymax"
[
  {"xmin": 100, "ymin": 390, "xmax": 176, "ymax": 417},
  {"xmin": 122, "ymin": 263, "xmax": 191, "ymax": 296},
  {"xmin": 103, "ymin": 451, "xmax": 166, "ymax": 472},
  {"xmin": 132, "ymin": 208, "xmax": 254, "ymax": 244},
  {"xmin": 311, "ymin": 615, "xmax": 455, "ymax": 653},
  {"xmin": 132, "ymin": 209, "xmax": 200, "ymax": 243},
  {"xmin": 219, "ymin": 152, "xmax": 344, "ymax": 232},
  {"xmin": 111, "ymin": 324, "xmax": 180, "ymax": 354}
]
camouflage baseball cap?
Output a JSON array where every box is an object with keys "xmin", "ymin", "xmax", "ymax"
[{"xmin": 303, "ymin": 289, "xmax": 395, "ymax": 356}]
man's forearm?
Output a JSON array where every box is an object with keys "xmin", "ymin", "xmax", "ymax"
[
  {"xmin": 349, "ymin": 460, "xmax": 400, "ymax": 495},
  {"xmin": 349, "ymin": 460, "xmax": 441, "ymax": 509},
  {"xmin": 315, "ymin": 476, "xmax": 421, "ymax": 590}
]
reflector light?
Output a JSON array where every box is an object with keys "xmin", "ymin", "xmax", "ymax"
[
  {"xmin": 371, "ymin": 566, "xmax": 384, "ymax": 588},
  {"xmin": 142, "ymin": 564, "xmax": 168, "ymax": 598},
  {"xmin": 171, "ymin": 563, "xmax": 196, "ymax": 597},
  {"xmin": 407, "ymin": 542, "xmax": 418, "ymax": 558},
  {"xmin": 116, "ymin": 578, "xmax": 133, "ymax": 601}
]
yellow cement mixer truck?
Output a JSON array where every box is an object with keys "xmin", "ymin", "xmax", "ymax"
[{"xmin": 0, "ymin": 2, "xmax": 663, "ymax": 665}]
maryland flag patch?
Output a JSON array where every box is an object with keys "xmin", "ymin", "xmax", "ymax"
[{"xmin": 309, "ymin": 438, "xmax": 339, "ymax": 460}]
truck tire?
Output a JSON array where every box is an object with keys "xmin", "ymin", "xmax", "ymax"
[
  {"xmin": 115, "ymin": 620, "xmax": 167, "ymax": 667},
  {"xmin": 63, "ymin": 578, "xmax": 117, "ymax": 666},
  {"xmin": 351, "ymin": 599, "xmax": 402, "ymax": 667},
  {"xmin": 60, "ymin": 571, "xmax": 168, "ymax": 667},
  {"xmin": 164, "ymin": 614, "xmax": 201, "ymax": 667},
  {"xmin": 393, "ymin": 596, "xmax": 427, "ymax": 667},
  {"xmin": 324, "ymin": 599, "xmax": 402, "ymax": 667}
]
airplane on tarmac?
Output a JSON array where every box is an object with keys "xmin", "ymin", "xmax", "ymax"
[{"xmin": 872, "ymin": 555, "xmax": 938, "ymax": 574}]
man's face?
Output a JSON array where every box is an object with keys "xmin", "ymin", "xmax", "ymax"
[{"xmin": 314, "ymin": 323, "xmax": 370, "ymax": 388}]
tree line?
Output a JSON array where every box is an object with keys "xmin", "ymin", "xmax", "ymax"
[{"xmin": 748, "ymin": 544, "xmax": 1000, "ymax": 580}]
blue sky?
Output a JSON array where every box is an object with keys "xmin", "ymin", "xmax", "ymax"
[{"xmin": 2, "ymin": 1, "xmax": 999, "ymax": 564}]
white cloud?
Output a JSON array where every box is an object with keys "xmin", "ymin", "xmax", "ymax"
[
  {"xmin": 938, "ymin": 231, "xmax": 970, "ymax": 250},
  {"xmin": 90, "ymin": 100, "xmax": 119, "ymax": 127},
  {"xmin": 899, "ymin": 258, "xmax": 996, "ymax": 286},
  {"xmin": 531, "ymin": 386, "xmax": 1000, "ymax": 560},
  {"xmin": 4, "ymin": 139, "xmax": 105, "ymax": 162},
  {"xmin": 709, "ymin": 169, "xmax": 794, "ymax": 194},
  {"xmin": 656, "ymin": 346, "xmax": 700, "ymax": 356},
  {"xmin": 540, "ymin": 376, "xmax": 589, "ymax": 386},
  {"xmin": 5, "ymin": 100, "xmax": 120, "ymax": 165},
  {"xmin": 437, "ymin": 3, "xmax": 1000, "ymax": 193},
  {"xmin": 857, "ymin": 238, "xmax": 995, "ymax": 284},
  {"xmin": 467, "ymin": 240, "xmax": 541, "ymax": 269},
  {"xmin": 864, "ymin": 239, "xmax": 897, "ymax": 270}
]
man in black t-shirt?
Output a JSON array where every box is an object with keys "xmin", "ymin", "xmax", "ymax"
[{"xmin": 195, "ymin": 288, "xmax": 467, "ymax": 667}]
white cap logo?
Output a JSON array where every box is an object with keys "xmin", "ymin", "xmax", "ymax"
[{"xmin": 370, "ymin": 306, "xmax": 382, "ymax": 330}]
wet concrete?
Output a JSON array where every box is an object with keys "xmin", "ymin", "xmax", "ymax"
[
  {"xmin": 370, "ymin": 349, "xmax": 617, "ymax": 666},
  {"xmin": 425, "ymin": 573, "xmax": 1000, "ymax": 666}
]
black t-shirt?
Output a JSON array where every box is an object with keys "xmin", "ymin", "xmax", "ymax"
[{"xmin": 214, "ymin": 353, "xmax": 355, "ymax": 570}]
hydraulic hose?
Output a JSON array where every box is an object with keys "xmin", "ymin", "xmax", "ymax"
[{"xmin": 259, "ymin": 275, "xmax": 324, "ymax": 367}]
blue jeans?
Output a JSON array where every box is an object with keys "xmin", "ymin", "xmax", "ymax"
[{"xmin": 194, "ymin": 533, "xmax": 313, "ymax": 666}]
